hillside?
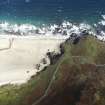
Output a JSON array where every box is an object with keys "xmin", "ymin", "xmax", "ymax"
[{"xmin": 0, "ymin": 35, "xmax": 105, "ymax": 105}]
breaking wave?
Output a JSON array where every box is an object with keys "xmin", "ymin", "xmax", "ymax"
[{"xmin": 1, "ymin": 15, "xmax": 105, "ymax": 41}]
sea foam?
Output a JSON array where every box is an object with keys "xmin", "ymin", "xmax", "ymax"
[{"xmin": 0, "ymin": 15, "xmax": 105, "ymax": 41}]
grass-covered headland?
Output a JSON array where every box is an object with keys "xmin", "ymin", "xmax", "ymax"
[{"xmin": 0, "ymin": 35, "xmax": 105, "ymax": 105}]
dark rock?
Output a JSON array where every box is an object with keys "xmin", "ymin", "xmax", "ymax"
[
  {"xmin": 55, "ymin": 27, "xmax": 61, "ymax": 32},
  {"xmin": 60, "ymin": 44, "xmax": 65, "ymax": 54},
  {"xmin": 70, "ymin": 33, "xmax": 77, "ymax": 38},
  {"xmin": 62, "ymin": 30, "xmax": 67, "ymax": 35},
  {"xmin": 81, "ymin": 30, "xmax": 89, "ymax": 36},
  {"xmin": 73, "ymin": 37, "xmax": 81, "ymax": 44},
  {"xmin": 36, "ymin": 64, "xmax": 41, "ymax": 70},
  {"xmin": 35, "ymin": 29, "xmax": 39, "ymax": 34},
  {"xmin": 46, "ymin": 45, "xmax": 64, "ymax": 65},
  {"xmin": 41, "ymin": 58, "xmax": 47, "ymax": 64}
]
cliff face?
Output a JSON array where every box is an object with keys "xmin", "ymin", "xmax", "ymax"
[{"xmin": 0, "ymin": 36, "xmax": 105, "ymax": 105}]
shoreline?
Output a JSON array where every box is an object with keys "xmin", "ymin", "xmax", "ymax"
[{"xmin": 0, "ymin": 34, "xmax": 69, "ymax": 40}]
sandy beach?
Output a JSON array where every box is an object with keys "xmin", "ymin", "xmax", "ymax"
[{"xmin": 0, "ymin": 35, "xmax": 66, "ymax": 86}]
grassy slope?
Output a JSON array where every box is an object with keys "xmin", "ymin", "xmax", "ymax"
[{"xmin": 0, "ymin": 36, "xmax": 105, "ymax": 105}]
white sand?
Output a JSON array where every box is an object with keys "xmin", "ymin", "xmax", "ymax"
[{"xmin": 0, "ymin": 35, "xmax": 66, "ymax": 86}]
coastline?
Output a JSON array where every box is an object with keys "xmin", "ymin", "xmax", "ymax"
[{"xmin": 0, "ymin": 15, "xmax": 105, "ymax": 86}]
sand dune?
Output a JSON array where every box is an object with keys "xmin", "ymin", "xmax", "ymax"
[{"xmin": 0, "ymin": 35, "xmax": 65, "ymax": 86}]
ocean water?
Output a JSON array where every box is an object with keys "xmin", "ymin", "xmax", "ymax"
[{"xmin": 0, "ymin": 0, "xmax": 105, "ymax": 25}]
